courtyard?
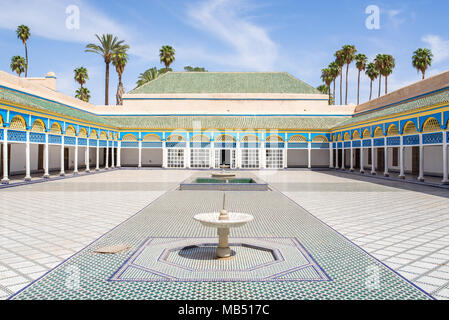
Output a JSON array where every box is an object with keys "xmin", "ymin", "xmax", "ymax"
[{"xmin": 0, "ymin": 169, "xmax": 447, "ymax": 300}]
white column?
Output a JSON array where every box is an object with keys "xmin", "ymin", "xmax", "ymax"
[
  {"xmin": 350, "ymin": 143, "xmax": 354, "ymax": 172},
  {"xmin": 43, "ymin": 132, "xmax": 50, "ymax": 179},
  {"xmin": 85, "ymin": 139, "xmax": 90, "ymax": 173},
  {"xmin": 1, "ymin": 128, "xmax": 9, "ymax": 184},
  {"xmin": 162, "ymin": 142, "xmax": 168, "ymax": 168},
  {"xmin": 236, "ymin": 143, "xmax": 241, "ymax": 169},
  {"xmin": 341, "ymin": 145, "xmax": 345, "ymax": 170},
  {"xmin": 138, "ymin": 141, "xmax": 142, "ymax": 168},
  {"xmin": 307, "ymin": 142, "xmax": 312, "ymax": 169},
  {"xmin": 329, "ymin": 142, "xmax": 334, "ymax": 169},
  {"xmin": 360, "ymin": 147, "xmax": 365, "ymax": 174},
  {"xmin": 25, "ymin": 131, "xmax": 31, "ymax": 182},
  {"xmin": 117, "ymin": 141, "xmax": 121, "ymax": 168},
  {"xmin": 370, "ymin": 139, "xmax": 376, "ymax": 175},
  {"xmin": 399, "ymin": 136, "xmax": 405, "ymax": 179},
  {"xmin": 96, "ymin": 140, "xmax": 100, "ymax": 171},
  {"xmin": 111, "ymin": 142, "xmax": 115, "ymax": 168},
  {"xmin": 60, "ymin": 136, "xmax": 65, "ymax": 176},
  {"xmin": 210, "ymin": 146, "xmax": 215, "ymax": 169},
  {"xmin": 335, "ymin": 144, "xmax": 339, "ymax": 169},
  {"xmin": 74, "ymin": 139, "xmax": 79, "ymax": 175},
  {"xmin": 384, "ymin": 141, "xmax": 389, "ymax": 177},
  {"xmin": 260, "ymin": 144, "xmax": 266, "ymax": 169},
  {"xmin": 105, "ymin": 141, "xmax": 109, "ymax": 169},
  {"xmin": 418, "ymin": 133, "xmax": 424, "ymax": 182},
  {"xmin": 283, "ymin": 142, "xmax": 288, "ymax": 169},
  {"xmin": 442, "ymin": 130, "xmax": 448, "ymax": 184}
]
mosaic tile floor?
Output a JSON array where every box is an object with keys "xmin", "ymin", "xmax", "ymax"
[
  {"xmin": 10, "ymin": 189, "xmax": 431, "ymax": 300},
  {"xmin": 255, "ymin": 170, "xmax": 449, "ymax": 300},
  {"xmin": 0, "ymin": 169, "xmax": 193, "ymax": 300}
]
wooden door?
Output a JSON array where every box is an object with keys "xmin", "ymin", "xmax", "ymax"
[
  {"xmin": 64, "ymin": 148, "xmax": 69, "ymax": 171},
  {"xmin": 377, "ymin": 148, "xmax": 384, "ymax": 172},
  {"xmin": 355, "ymin": 149, "xmax": 360, "ymax": 169},
  {"xmin": 38, "ymin": 145, "xmax": 44, "ymax": 171},
  {"xmin": 412, "ymin": 147, "xmax": 419, "ymax": 175}
]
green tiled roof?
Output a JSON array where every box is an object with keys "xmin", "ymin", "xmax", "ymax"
[
  {"xmin": 337, "ymin": 89, "xmax": 449, "ymax": 128},
  {"xmin": 103, "ymin": 115, "xmax": 347, "ymax": 130},
  {"xmin": 0, "ymin": 87, "xmax": 112, "ymax": 126},
  {"xmin": 129, "ymin": 72, "xmax": 321, "ymax": 94}
]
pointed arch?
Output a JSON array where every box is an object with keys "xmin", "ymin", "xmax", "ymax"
[
  {"xmin": 167, "ymin": 134, "xmax": 185, "ymax": 142},
  {"xmin": 362, "ymin": 129, "xmax": 371, "ymax": 139},
  {"xmin": 143, "ymin": 134, "xmax": 162, "ymax": 142},
  {"xmin": 191, "ymin": 134, "xmax": 210, "ymax": 143},
  {"xmin": 215, "ymin": 134, "xmax": 236, "ymax": 142},
  {"xmin": 241, "ymin": 135, "xmax": 259, "ymax": 142},
  {"xmin": 312, "ymin": 135, "xmax": 329, "ymax": 143},
  {"xmin": 266, "ymin": 135, "xmax": 284, "ymax": 142},
  {"xmin": 373, "ymin": 127, "xmax": 384, "ymax": 138},
  {"xmin": 289, "ymin": 135, "xmax": 307, "ymax": 142},
  {"xmin": 422, "ymin": 117, "xmax": 441, "ymax": 133},
  {"xmin": 10, "ymin": 115, "xmax": 27, "ymax": 130},
  {"xmin": 100, "ymin": 132, "xmax": 108, "ymax": 140},
  {"xmin": 403, "ymin": 121, "xmax": 418, "ymax": 135},
  {"xmin": 65, "ymin": 126, "xmax": 76, "ymax": 137},
  {"xmin": 31, "ymin": 119, "xmax": 46, "ymax": 133},
  {"xmin": 122, "ymin": 134, "xmax": 138, "ymax": 142},
  {"xmin": 78, "ymin": 128, "xmax": 87, "ymax": 138},
  {"xmin": 352, "ymin": 131, "xmax": 361, "ymax": 140},
  {"xmin": 90, "ymin": 130, "xmax": 98, "ymax": 139},
  {"xmin": 336, "ymin": 134, "xmax": 342, "ymax": 141},
  {"xmin": 387, "ymin": 124, "xmax": 399, "ymax": 136},
  {"xmin": 343, "ymin": 132, "xmax": 351, "ymax": 141},
  {"xmin": 50, "ymin": 122, "xmax": 62, "ymax": 135}
]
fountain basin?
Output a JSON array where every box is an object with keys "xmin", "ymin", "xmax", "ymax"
[{"xmin": 194, "ymin": 212, "xmax": 254, "ymax": 229}]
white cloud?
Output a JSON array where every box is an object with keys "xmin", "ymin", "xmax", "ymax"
[
  {"xmin": 422, "ymin": 34, "xmax": 449, "ymax": 64},
  {"xmin": 0, "ymin": 0, "xmax": 130, "ymax": 43},
  {"xmin": 185, "ymin": 0, "xmax": 278, "ymax": 71}
]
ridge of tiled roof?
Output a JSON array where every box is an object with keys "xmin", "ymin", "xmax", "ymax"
[{"xmin": 129, "ymin": 72, "xmax": 321, "ymax": 95}]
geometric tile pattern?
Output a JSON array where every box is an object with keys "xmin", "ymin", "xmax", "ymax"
[
  {"xmin": 10, "ymin": 188, "xmax": 432, "ymax": 300},
  {"xmin": 110, "ymin": 237, "xmax": 330, "ymax": 282},
  {"xmin": 0, "ymin": 169, "xmax": 193, "ymax": 300},
  {"xmin": 258, "ymin": 170, "xmax": 449, "ymax": 300}
]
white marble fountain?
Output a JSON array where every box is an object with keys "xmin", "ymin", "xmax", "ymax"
[{"xmin": 194, "ymin": 193, "xmax": 254, "ymax": 259}]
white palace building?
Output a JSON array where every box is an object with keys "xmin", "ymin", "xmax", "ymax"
[{"xmin": 0, "ymin": 70, "xmax": 448, "ymax": 184}]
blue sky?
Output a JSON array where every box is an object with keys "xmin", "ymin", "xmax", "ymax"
[{"xmin": 0, "ymin": 0, "xmax": 448, "ymax": 105}]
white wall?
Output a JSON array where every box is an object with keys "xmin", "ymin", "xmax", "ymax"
[
  {"xmin": 287, "ymin": 150, "xmax": 308, "ymax": 167},
  {"xmin": 122, "ymin": 149, "xmax": 139, "ymax": 166},
  {"xmin": 423, "ymin": 145, "xmax": 443, "ymax": 176},
  {"xmin": 10, "ymin": 143, "xmax": 26, "ymax": 174},
  {"xmin": 142, "ymin": 149, "xmax": 163, "ymax": 167},
  {"xmin": 311, "ymin": 150, "xmax": 329, "ymax": 167}
]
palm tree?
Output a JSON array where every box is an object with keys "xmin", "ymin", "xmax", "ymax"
[
  {"xmin": 365, "ymin": 62, "xmax": 379, "ymax": 101},
  {"xmin": 381, "ymin": 54, "xmax": 395, "ymax": 95},
  {"xmin": 328, "ymin": 62, "xmax": 340, "ymax": 106},
  {"xmin": 16, "ymin": 25, "xmax": 30, "ymax": 77},
  {"xmin": 112, "ymin": 52, "xmax": 128, "ymax": 105},
  {"xmin": 374, "ymin": 54, "xmax": 385, "ymax": 98},
  {"xmin": 320, "ymin": 68, "xmax": 333, "ymax": 105},
  {"xmin": 412, "ymin": 48, "xmax": 433, "ymax": 80},
  {"xmin": 317, "ymin": 84, "xmax": 329, "ymax": 95},
  {"xmin": 75, "ymin": 88, "xmax": 91, "ymax": 102},
  {"xmin": 85, "ymin": 34, "xmax": 129, "ymax": 105},
  {"xmin": 341, "ymin": 45, "xmax": 357, "ymax": 105},
  {"xmin": 355, "ymin": 54, "xmax": 368, "ymax": 105},
  {"xmin": 334, "ymin": 50, "xmax": 345, "ymax": 105},
  {"xmin": 10, "ymin": 56, "xmax": 26, "ymax": 77},
  {"xmin": 137, "ymin": 67, "xmax": 160, "ymax": 87},
  {"xmin": 74, "ymin": 67, "xmax": 89, "ymax": 101},
  {"xmin": 159, "ymin": 45, "xmax": 176, "ymax": 72}
]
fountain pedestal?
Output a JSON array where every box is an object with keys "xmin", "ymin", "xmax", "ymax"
[{"xmin": 194, "ymin": 208, "xmax": 253, "ymax": 259}]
